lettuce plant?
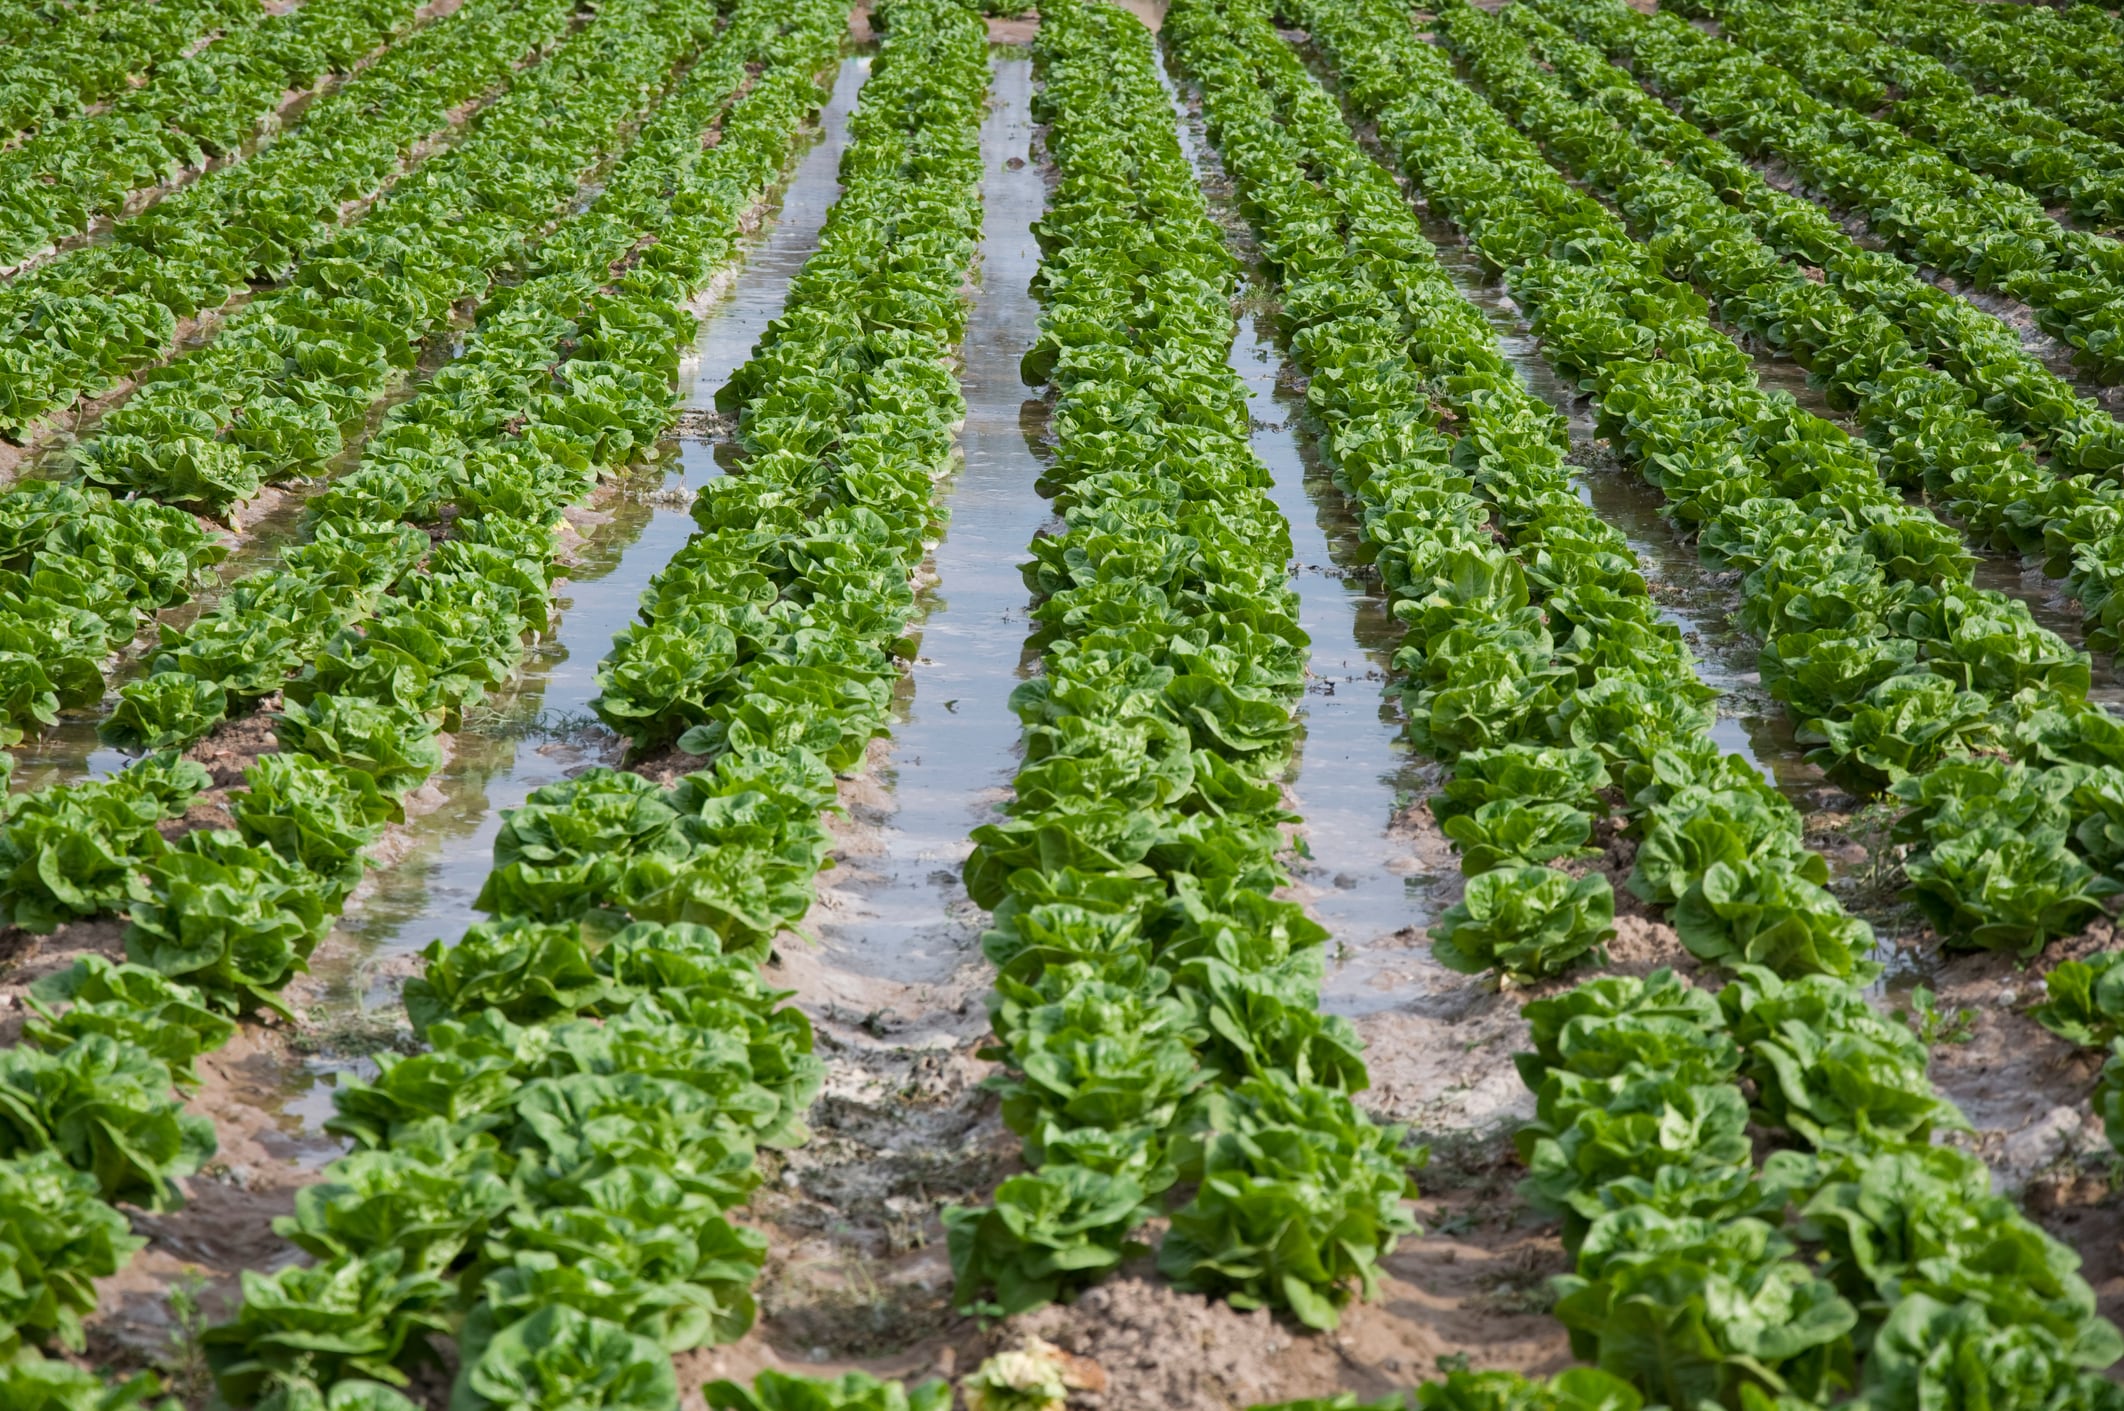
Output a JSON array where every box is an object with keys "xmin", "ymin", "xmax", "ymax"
[{"xmin": 1431, "ymin": 865, "xmax": 1616, "ymax": 981}]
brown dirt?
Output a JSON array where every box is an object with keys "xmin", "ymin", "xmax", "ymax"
[
  {"xmin": 86, "ymin": 1024, "xmax": 332, "ymax": 1368},
  {"xmin": 1907, "ymin": 924, "xmax": 2119, "ymax": 1192}
]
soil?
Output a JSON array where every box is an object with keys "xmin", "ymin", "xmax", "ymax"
[{"xmin": 13, "ymin": 7, "xmax": 2124, "ymax": 1407}]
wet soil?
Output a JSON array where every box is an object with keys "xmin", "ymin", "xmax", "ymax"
[{"xmin": 12, "ymin": 4, "xmax": 2119, "ymax": 1403}]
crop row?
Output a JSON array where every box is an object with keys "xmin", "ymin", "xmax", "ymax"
[
  {"xmin": 0, "ymin": 0, "xmax": 850, "ymax": 1400},
  {"xmin": 1528, "ymin": 0, "xmax": 2124, "ymax": 384},
  {"xmin": 1679, "ymin": 0, "xmax": 2124, "ymax": 228},
  {"xmin": 1303, "ymin": 0, "xmax": 2124, "ymax": 964},
  {"xmin": 1159, "ymin": 0, "xmax": 1879, "ymax": 1394},
  {"xmin": 940, "ymin": 0, "xmax": 1416, "ymax": 1335},
  {"xmin": 1164, "ymin": 0, "xmax": 1855, "ymax": 990},
  {"xmin": 1221, "ymin": 0, "xmax": 2124, "ymax": 1400},
  {"xmin": 253, "ymin": 0, "xmax": 990, "ymax": 1399},
  {"xmin": 197, "ymin": 0, "xmax": 984, "ymax": 1397},
  {"xmin": 0, "ymin": 0, "xmax": 258, "ymax": 141},
  {"xmin": 0, "ymin": 0, "xmax": 711, "ymax": 759},
  {"xmin": 0, "ymin": 0, "xmax": 551, "ymax": 438},
  {"xmin": 1486, "ymin": 5, "xmax": 2123, "ymax": 478},
  {"xmin": 0, "ymin": 0, "xmax": 425, "ymax": 272},
  {"xmin": 1438, "ymin": 8, "xmax": 2124, "ymax": 752},
  {"xmin": 1842, "ymin": 0, "xmax": 2124, "ymax": 147}
]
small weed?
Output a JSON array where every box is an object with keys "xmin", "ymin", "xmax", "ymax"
[
  {"xmin": 159, "ymin": 1270, "xmax": 213, "ymax": 1405},
  {"xmin": 1900, "ymin": 985, "xmax": 1978, "ymax": 1046},
  {"xmin": 1429, "ymin": 1210, "xmax": 1477, "ymax": 1238}
]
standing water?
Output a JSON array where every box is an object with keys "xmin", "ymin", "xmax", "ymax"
[
  {"xmin": 812, "ymin": 52, "xmax": 1052, "ymax": 987},
  {"xmin": 1149, "ymin": 52, "xmax": 1460, "ymax": 1011},
  {"xmin": 1228, "ymin": 310, "xmax": 1463, "ymax": 1016},
  {"xmin": 272, "ymin": 56, "xmax": 874, "ymax": 1135}
]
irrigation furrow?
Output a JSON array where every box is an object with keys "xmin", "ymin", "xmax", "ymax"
[
  {"xmin": 294, "ymin": 53, "xmax": 870, "ymax": 1005},
  {"xmin": 1157, "ymin": 69, "xmax": 1461, "ymax": 1014},
  {"xmin": 0, "ymin": 0, "xmax": 728, "ymax": 773},
  {"xmin": 942, "ymin": 0, "xmax": 1414, "ymax": 1334},
  {"xmin": 0, "ymin": 0, "xmax": 851, "ymax": 1392},
  {"xmin": 810, "ymin": 51, "xmax": 1051, "ymax": 990}
]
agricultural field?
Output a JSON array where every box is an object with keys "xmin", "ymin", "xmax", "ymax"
[{"xmin": 4, "ymin": 0, "xmax": 2124, "ymax": 1404}]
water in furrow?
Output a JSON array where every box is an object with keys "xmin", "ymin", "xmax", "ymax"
[
  {"xmin": 264, "ymin": 53, "xmax": 874, "ymax": 1138},
  {"xmin": 806, "ymin": 52, "xmax": 1052, "ymax": 989}
]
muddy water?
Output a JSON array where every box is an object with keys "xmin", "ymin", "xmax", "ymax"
[
  {"xmin": 810, "ymin": 54, "xmax": 1048, "ymax": 987},
  {"xmin": 249, "ymin": 56, "xmax": 871, "ymax": 1136},
  {"xmin": 1227, "ymin": 311, "xmax": 1461, "ymax": 1015}
]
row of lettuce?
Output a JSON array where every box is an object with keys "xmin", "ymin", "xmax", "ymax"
[
  {"xmin": 188, "ymin": 0, "xmax": 991, "ymax": 1405},
  {"xmin": 1439, "ymin": 0, "xmax": 2124, "ymax": 1250},
  {"xmin": 1419, "ymin": 1, "xmax": 2124, "ymax": 955},
  {"xmin": 4, "ymin": 0, "xmax": 743, "ymax": 913},
  {"xmin": 0, "ymin": 0, "xmax": 860, "ymax": 1399},
  {"xmin": 1834, "ymin": 0, "xmax": 2124, "ymax": 149},
  {"xmin": 1678, "ymin": 0, "xmax": 2124, "ymax": 226},
  {"xmin": 0, "ymin": 0, "xmax": 690, "ymax": 761},
  {"xmin": 1203, "ymin": 0, "xmax": 2122, "ymax": 1403},
  {"xmin": 1280, "ymin": 0, "xmax": 2124, "ymax": 969},
  {"xmin": 1158, "ymin": 0, "xmax": 1832, "ymax": 1395},
  {"xmin": 1461, "ymin": 3, "xmax": 2124, "ymax": 541},
  {"xmin": 0, "ymin": 0, "xmax": 539, "ymax": 441},
  {"xmin": 1522, "ymin": 0, "xmax": 2124, "ymax": 386},
  {"xmin": 1474, "ymin": 0, "xmax": 2124, "ymax": 1077},
  {"xmin": 0, "ymin": 0, "xmax": 257, "ymax": 142},
  {"xmin": 0, "ymin": 0, "xmax": 427, "ymax": 277},
  {"xmin": 0, "ymin": 0, "xmax": 579, "ymax": 760},
  {"xmin": 937, "ymin": 0, "xmax": 1420, "ymax": 1335}
]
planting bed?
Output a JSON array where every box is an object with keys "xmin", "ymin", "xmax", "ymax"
[{"xmin": 4, "ymin": 0, "xmax": 2124, "ymax": 1406}]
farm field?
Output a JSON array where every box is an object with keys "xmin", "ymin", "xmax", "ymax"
[{"xmin": 4, "ymin": 0, "xmax": 2124, "ymax": 1405}]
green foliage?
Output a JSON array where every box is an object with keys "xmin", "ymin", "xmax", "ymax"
[
  {"xmin": 273, "ymin": 696, "xmax": 444, "ymax": 799},
  {"xmin": 1430, "ymin": 865, "xmax": 1615, "ymax": 982},
  {"xmin": 230, "ymin": 753, "xmax": 399, "ymax": 901},
  {"xmin": 1440, "ymin": 799, "xmax": 1596, "ymax": 875},
  {"xmin": 99, "ymin": 672, "xmax": 229, "ymax": 753},
  {"xmin": 0, "ymin": 754, "xmax": 209, "ymax": 932},
  {"xmin": 0, "ymin": 1354, "xmax": 167, "ymax": 1411},
  {"xmin": 446, "ymin": 1304, "xmax": 677, "ymax": 1411},
  {"xmin": 124, "ymin": 829, "xmax": 331, "ymax": 1016},
  {"xmin": 0, "ymin": 1151, "xmax": 145, "ymax": 1354},
  {"xmin": 943, "ymin": 1167, "xmax": 1151, "ymax": 1318},
  {"xmin": 25, "ymin": 956, "xmax": 235, "ymax": 1084},
  {"xmin": 2033, "ymin": 951, "xmax": 2124, "ymax": 1048},
  {"xmin": 704, "ymin": 1371, "xmax": 952, "ymax": 1411},
  {"xmin": 1719, "ymin": 966, "xmax": 1967, "ymax": 1149},
  {"xmin": 1160, "ymin": 1076, "xmax": 1422, "ymax": 1330},
  {"xmin": 0, "ymin": 1035, "xmax": 214, "ymax": 1210},
  {"xmin": 204, "ymin": 1250, "xmax": 452, "ymax": 1402}
]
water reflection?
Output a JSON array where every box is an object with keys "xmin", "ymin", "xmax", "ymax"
[
  {"xmin": 277, "ymin": 57, "xmax": 873, "ymax": 1135},
  {"xmin": 812, "ymin": 53, "xmax": 1051, "ymax": 986}
]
